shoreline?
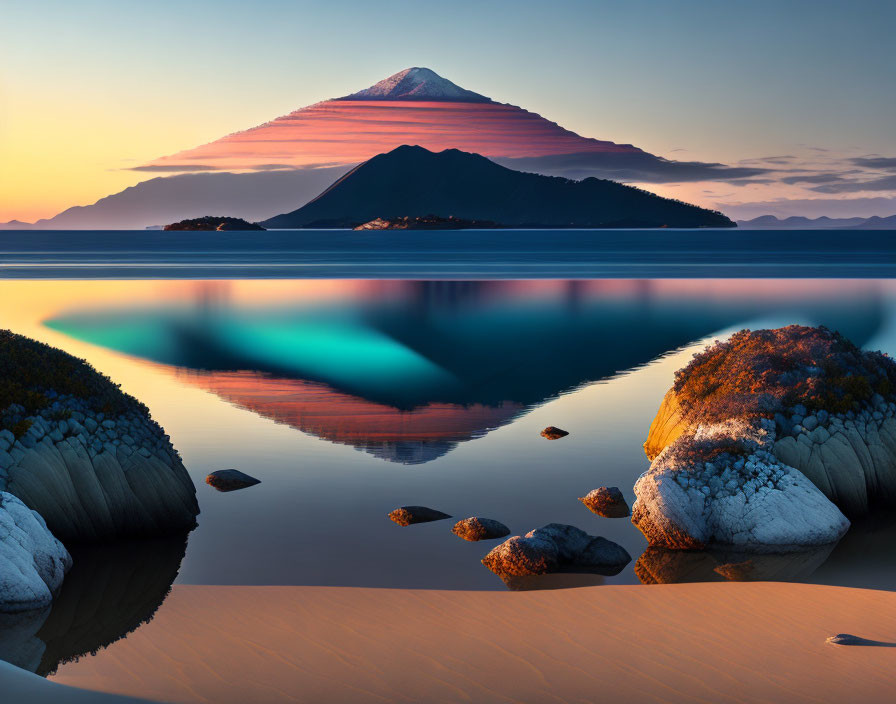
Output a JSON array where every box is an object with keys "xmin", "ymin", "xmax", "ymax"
[{"xmin": 49, "ymin": 582, "xmax": 896, "ymax": 704}]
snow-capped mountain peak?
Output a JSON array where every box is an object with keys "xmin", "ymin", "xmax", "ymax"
[{"xmin": 341, "ymin": 67, "xmax": 491, "ymax": 102}]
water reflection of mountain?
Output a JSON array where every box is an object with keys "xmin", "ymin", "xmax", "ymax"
[
  {"xmin": 46, "ymin": 280, "xmax": 886, "ymax": 464},
  {"xmin": 182, "ymin": 370, "xmax": 523, "ymax": 464},
  {"xmin": 0, "ymin": 537, "xmax": 187, "ymax": 676}
]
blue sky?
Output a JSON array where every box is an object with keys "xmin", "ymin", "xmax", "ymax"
[{"xmin": 2, "ymin": 0, "xmax": 895, "ymax": 219}]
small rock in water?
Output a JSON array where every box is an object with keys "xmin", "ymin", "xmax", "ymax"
[
  {"xmin": 452, "ymin": 517, "xmax": 511, "ymax": 541},
  {"xmin": 541, "ymin": 426, "xmax": 569, "ymax": 440},
  {"xmin": 482, "ymin": 523, "xmax": 630, "ymax": 584},
  {"xmin": 388, "ymin": 506, "xmax": 451, "ymax": 526},
  {"xmin": 205, "ymin": 469, "xmax": 261, "ymax": 492},
  {"xmin": 579, "ymin": 487, "xmax": 630, "ymax": 518}
]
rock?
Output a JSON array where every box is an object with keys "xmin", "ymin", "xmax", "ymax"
[
  {"xmin": 635, "ymin": 326, "xmax": 896, "ymax": 551},
  {"xmin": 482, "ymin": 523, "xmax": 630, "ymax": 584},
  {"xmin": 541, "ymin": 426, "xmax": 569, "ymax": 440},
  {"xmin": 633, "ymin": 420, "xmax": 849, "ymax": 550},
  {"xmin": 205, "ymin": 469, "xmax": 261, "ymax": 492},
  {"xmin": 482, "ymin": 535, "xmax": 559, "ymax": 578},
  {"xmin": 388, "ymin": 506, "xmax": 451, "ymax": 526},
  {"xmin": 579, "ymin": 487, "xmax": 630, "ymax": 518},
  {"xmin": 826, "ymin": 634, "xmax": 896, "ymax": 647},
  {"xmin": 642, "ymin": 327, "xmax": 896, "ymax": 518},
  {"xmin": 0, "ymin": 330, "xmax": 199, "ymax": 542},
  {"xmin": 0, "ymin": 491, "xmax": 71, "ymax": 612},
  {"xmin": 451, "ymin": 517, "xmax": 511, "ymax": 541}
]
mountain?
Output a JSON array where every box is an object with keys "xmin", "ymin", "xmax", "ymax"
[
  {"xmin": 262, "ymin": 145, "xmax": 735, "ymax": 229},
  {"xmin": 847, "ymin": 214, "xmax": 896, "ymax": 230},
  {"xmin": 0, "ymin": 167, "xmax": 349, "ymax": 230},
  {"xmin": 144, "ymin": 67, "xmax": 644, "ymax": 174},
  {"xmin": 340, "ymin": 66, "xmax": 491, "ymax": 102},
  {"xmin": 6, "ymin": 67, "xmax": 758, "ymax": 229},
  {"xmin": 738, "ymin": 214, "xmax": 896, "ymax": 229}
]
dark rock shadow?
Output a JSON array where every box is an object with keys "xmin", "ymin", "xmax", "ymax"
[{"xmin": 0, "ymin": 535, "xmax": 188, "ymax": 676}]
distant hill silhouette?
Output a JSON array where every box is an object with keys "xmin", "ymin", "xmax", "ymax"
[
  {"xmin": 0, "ymin": 167, "xmax": 350, "ymax": 230},
  {"xmin": 263, "ymin": 146, "xmax": 735, "ymax": 229},
  {"xmin": 737, "ymin": 214, "xmax": 896, "ymax": 230}
]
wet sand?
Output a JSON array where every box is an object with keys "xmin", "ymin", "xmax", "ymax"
[{"xmin": 49, "ymin": 582, "xmax": 896, "ymax": 704}]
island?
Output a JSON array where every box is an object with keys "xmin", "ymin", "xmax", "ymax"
[
  {"xmin": 353, "ymin": 215, "xmax": 500, "ymax": 230},
  {"xmin": 262, "ymin": 145, "xmax": 735, "ymax": 230},
  {"xmin": 163, "ymin": 216, "xmax": 265, "ymax": 231}
]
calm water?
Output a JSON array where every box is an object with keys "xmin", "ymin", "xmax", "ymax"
[
  {"xmin": 1, "ymin": 229, "xmax": 895, "ymax": 277},
  {"xmin": 1, "ymin": 274, "xmax": 896, "ymax": 674}
]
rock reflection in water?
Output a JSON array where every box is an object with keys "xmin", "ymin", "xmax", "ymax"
[
  {"xmin": 0, "ymin": 536, "xmax": 187, "ymax": 676},
  {"xmin": 635, "ymin": 544, "xmax": 837, "ymax": 585}
]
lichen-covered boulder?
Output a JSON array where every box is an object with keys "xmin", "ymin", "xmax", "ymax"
[
  {"xmin": 388, "ymin": 505, "xmax": 451, "ymax": 526},
  {"xmin": 0, "ymin": 491, "xmax": 71, "ymax": 612},
  {"xmin": 579, "ymin": 487, "xmax": 630, "ymax": 518},
  {"xmin": 633, "ymin": 418, "xmax": 850, "ymax": 550},
  {"xmin": 0, "ymin": 330, "xmax": 199, "ymax": 542},
  {"xmin": 482, "ymin": 523, "xmax": 630, "ymax": 583},
  {"xmin": 451, "ymin": 517, "xmax": 510, "ymax": 541},
  {"xmin": 641, "ymin": 326, "xmax": 896, "ymax": 519}
]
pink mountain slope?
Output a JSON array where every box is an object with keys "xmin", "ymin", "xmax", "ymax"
[{"xmin": 144, "ymin": 67, "xmax": 643, "ymax": 172}]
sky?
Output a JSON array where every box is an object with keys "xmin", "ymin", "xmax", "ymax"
[{"xmin": 2, "ymin": 0, "xmax": 895, "ymax": 222}]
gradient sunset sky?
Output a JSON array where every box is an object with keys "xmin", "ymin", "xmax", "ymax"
[{"xmin": 2, "ymin": 0, "xmax": 895, "ymax": 222}]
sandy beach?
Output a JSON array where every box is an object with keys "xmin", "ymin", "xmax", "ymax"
[{"xmin": 47, "ymin": 582, "xmax": 896, "ymax": 704}]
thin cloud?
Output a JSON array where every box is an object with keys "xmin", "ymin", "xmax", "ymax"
[
  {"xmin": 129, "ymin": 164, "xmax": 222, "ymax": 172},
  {"xmin": 811, "ymin": 174, "xmax": 896, "ymax": 193},
  {"xmin": 491, "ymin": 152, "xmax": 772, "ymax": 184},
  {"xmin": 851, "ymin": 156, "xmax": 896, "ymax": 170}
]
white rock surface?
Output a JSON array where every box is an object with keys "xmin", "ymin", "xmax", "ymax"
[
  {"xmin": 633, "ymin": 420, "xmax": 850, "ymax": 550},
  {"xmin": 0, "ymin": 491, "xmax": 71, "ymax": 612}
]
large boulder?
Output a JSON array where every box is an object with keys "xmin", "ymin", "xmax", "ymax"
[
  {"xmin": 0, "ymin": 491, "xmax": 71, "ymax": 612},
  {"xmin": 641, "ymin": 326, "xmax": 896, "ymax": 519},
  {"xmin": 633, "ymin": 419, "xmax": 850, "ymax": 550},
  {"xmin": 634, "ymin": 326, "xmax": 896, "ymax": 550},
  {"xmin": 0, "ymin": 331, "xmax": 199, "ymax": 543}
]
